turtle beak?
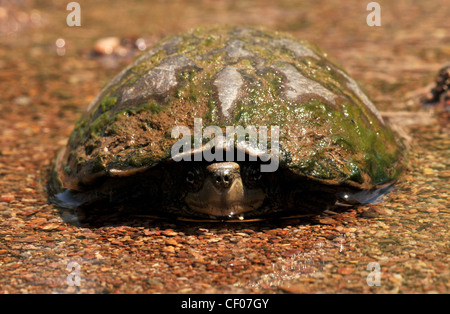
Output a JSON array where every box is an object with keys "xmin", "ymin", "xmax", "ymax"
[{"xmin": 185, "ymin": 162, "xmax": 265, "ymax": 217}]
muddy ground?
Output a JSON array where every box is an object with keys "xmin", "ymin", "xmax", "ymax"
[{"xmin": 0, "ymin": 0, "xmax": 448, "ymax": 293}]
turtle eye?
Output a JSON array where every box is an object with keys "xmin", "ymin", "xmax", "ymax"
[
  {"xmin": 186, "ymin": 171, "xmax": 195, "ymax": 184},
  {"xmin": 185, "ymin": 168, "xmax": 203, "ymax": 191},
  {"xmin": 243, "ymin": 165, "xmax": 262, "ymax": 187}
]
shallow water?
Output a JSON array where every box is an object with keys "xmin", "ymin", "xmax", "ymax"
[{"xmin": 0, "ymin": 0, "xmax": 448, "ymax": 294}]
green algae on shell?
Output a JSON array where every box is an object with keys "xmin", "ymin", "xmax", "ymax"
[{"xmin": 51, "ymin": 26, "xmax": 404, "ymax": 219}]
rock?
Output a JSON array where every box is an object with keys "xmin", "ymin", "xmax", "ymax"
[
  {"xmin": 337, "ymin": 267, "xmax": 355, "ymax": 275},
  {"xmin": 0, "ymin": 195, "xmax": 15, "ymax": 203},
  {"xmin": 165, "ymin": 239, "xmax": 178, "ymax": 246},
  {"xmin": 93, "ymin": 37, "xmax": 120, "ymax": 55},
  {"xmin": 13, "ymin": 96, "xmax": 31, "ymax": 106}
]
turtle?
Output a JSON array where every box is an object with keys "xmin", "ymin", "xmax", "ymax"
[
  {"xmin": 49, "ymin": 26, "xmax": 404, "ymax": 221},
  {"xmin": 424, "ymin": 64, "xmax": 450, "ymax": 129}
]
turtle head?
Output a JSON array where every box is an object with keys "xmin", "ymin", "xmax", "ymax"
[{"xmin": 184, "ymin": 161, "xmax": 266, "ymax": 218}]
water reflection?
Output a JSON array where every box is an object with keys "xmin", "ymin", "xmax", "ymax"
[{"xmin": 242, "ymin": 238, "xmax": 347, "ymax": 289}]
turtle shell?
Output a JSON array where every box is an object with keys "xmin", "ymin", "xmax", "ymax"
[{"xmin": 53, "ymin": 26, "xmax": 403, "ymax": 200}]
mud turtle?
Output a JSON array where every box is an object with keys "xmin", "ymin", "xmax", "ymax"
[{"xmin": 50, "ymin": 26, "xmax": 404, "ymax": 220}]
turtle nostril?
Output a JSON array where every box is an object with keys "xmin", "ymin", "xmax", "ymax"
[
  {"xmin": 207, "ymin": 163, "xmax": 240, "ymax": 190},
  {"xmin": 213, "ymin": 173, "xmax": 233, "ymax": 190}
]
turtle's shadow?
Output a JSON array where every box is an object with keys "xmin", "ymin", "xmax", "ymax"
[{"xmin": 55, "ymin": 204, "xmax": 330, "ymax": 234}]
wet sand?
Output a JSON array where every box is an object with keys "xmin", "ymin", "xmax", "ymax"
[{"xmin": 0, "ymin": 0, "xmax": 448, "ymax": 293}]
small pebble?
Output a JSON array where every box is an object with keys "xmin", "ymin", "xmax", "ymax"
[
  {"xmin": 0, "ymin": 195, "xmax": 15, "ymax": 203},
  {"xmin": 93, "ymin": 37, "xmax": 120, "ymax": 55},
  {"xmin": 13, "ymin": 96, "xmax": 31, "ymax": 106}
]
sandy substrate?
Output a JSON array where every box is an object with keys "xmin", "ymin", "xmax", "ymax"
[{"xmin": 0, "ymin": 0, "xmax": 448, "ymax": 294}]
